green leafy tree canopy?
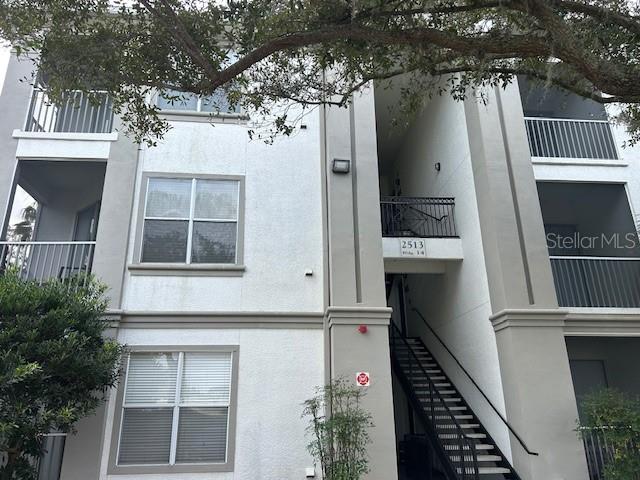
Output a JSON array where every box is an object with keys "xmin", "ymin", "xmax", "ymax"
[
  {"xmin": 0, "ymin": 0, "xmax": 639, "ymax": 144},
  {"xmin": 0, "ymin": 272, "xmax": 124, "ymax": 480}
]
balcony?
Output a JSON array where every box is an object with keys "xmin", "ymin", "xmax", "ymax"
[
  {"xmin": 0, "ymin": 241, "xmax": 95, "ymax": 283},
  {"xmin": 524, "ymin": 117, "xmax": 618, "ymax": 160},
  {"xmin": 2, "ymin": 160, "xmax": 105, "ymax": 284},
  {"xmin": 550, "ymin": 256, "xmax": 640, "ymax": 308},
  {"xmin": 25, "ymin": 88, "xmax": 114, "ymax": 134},
  {"xmin": 380, "ymin": 197, "xmax": 462, "ymax": 273},
  {"xmin": 381, "ymin": 196, "xmax": 457, "ymax": 238}
]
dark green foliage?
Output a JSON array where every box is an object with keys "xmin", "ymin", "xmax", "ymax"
[
  {"xmin": 579, "ymin": 389, "xmax": 640, "ymax": 480},
  {"xmin": 302, "ymin": 378, "xmax": 373, "ymax": 480},
  {"xmin": 0, "ymin": 272, "xmax": 124, "ymax": 479},
  {"xmin": 0, "ymin": 1, "xmax": 639, "ymax": 145}
]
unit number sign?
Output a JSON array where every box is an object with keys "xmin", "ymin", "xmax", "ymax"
[{"xmin": 400, "ymin": 238, "xmax": 427, "ymax": 257}]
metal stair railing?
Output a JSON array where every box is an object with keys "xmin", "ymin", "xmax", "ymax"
[
  {"xmin": 411, "ymin": 307, "xmax": 538, "ymax": 458},
  {"xmin": 390, "ymin": 321, "xmax": 480, "ymax": 480}
]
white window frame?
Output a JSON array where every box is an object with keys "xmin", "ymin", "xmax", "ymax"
[
  {"xmin": 108, "ymin": 345, "xmax": 239, "ymax": 475},
  {"xmin": 140, "ymin": 177, "xmax": 241, "ymax": 264}
]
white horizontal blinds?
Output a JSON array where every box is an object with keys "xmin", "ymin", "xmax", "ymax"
[
  {"xmin": 176, "ymin": 353, "xmax": 232, "ymax": 464},
  {"xmin": 118, "ymin": 351, "xmax": 233, "ymax": 466},
  {"xmin": 191, "ymin": 180, "xmax": 239, "ymax": 264},
  {"xmin": 142, "ymin": 178, "xmax": 192, "ymax": 263},
  {"xmin": 180, "ymin": 352, "xmax": 232, "ymax": 404},
  {"xmin": 118, "ymin": 353, "xmax": 179, "ymax": 465},
  {"xmin": 124, "ymin": 353, "xmax": 179, "ymax": 405}
]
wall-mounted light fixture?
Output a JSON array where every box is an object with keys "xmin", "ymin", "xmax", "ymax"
[
  {"xmin": 332, "ymin": 158, "xmax": 351, "ymax": 174},
  {"xmin": 435, "ymin": 162, "xmax": 441, "ymax": 172}
]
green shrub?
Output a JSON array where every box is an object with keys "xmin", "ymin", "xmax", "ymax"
[
  {"xmin": 579, "ymin": 389, "xmax": 640, "ymax": 480},
  {"xmin": 303, "ymin": 378, "xmax": 373, "ymax": 480},
  {"xmin": 0, "ymin": 272, "xmax": 124, "ymax": 479}
]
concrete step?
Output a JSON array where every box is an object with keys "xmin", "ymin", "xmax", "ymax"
[
  {"xmin": 444, "ymin": 443, "xmax": 494, "ymax": 451},
  {"xmin": 449, "ymin": 455, "xmax": 502, "ymax": 463},
  {"xmin": 456, "ymin": 467, "xmax": 511, "ymax": 475}
]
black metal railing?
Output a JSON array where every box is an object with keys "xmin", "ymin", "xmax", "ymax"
[
  {"xmin": 411, "ymin": 306, "xmax": 538, "ymax": 458},
  {"xmin": 550, "ymin": 256, "xmax": 640, "ymax": 307},
  {"xmin": 381, "ymin": 196, "xmax": 457, "ymax": 238},
  {"xmin": 390, "ymin": 322, "xmax": 479, "ymax": 480},
  {"xmin": 581, "ymin": 427, "xmax": 639, "ymax": 480}
]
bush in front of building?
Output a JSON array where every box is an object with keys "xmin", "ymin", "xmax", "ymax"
[
  {"xmin": 579, "ymin": 389, "xmax": 640, "ymax": 480},
  {"xmin": 0, "ymin": 271, "xmax": 124, "ymax": 479},
  {"xmin": 303, "ymin": 378, "xmax": 373, "ymax": 480}
]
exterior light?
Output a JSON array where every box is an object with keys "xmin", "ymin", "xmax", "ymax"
[
  {"xmin": 332, "ymin": 158, "xmax": 350, "ymax": 174},
  {"xmin": 358, "ymin": 324, "xmax": 368, "ymax": 334}
]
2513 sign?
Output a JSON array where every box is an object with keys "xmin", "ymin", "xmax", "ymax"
[{"xmin": 400, "ymin": 238, "xmax": 427, "ymax": 257}]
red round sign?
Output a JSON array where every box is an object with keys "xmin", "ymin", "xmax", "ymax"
[{"xmin": 356, "ymin": 372, "xmax": 370, "ymax": 386}]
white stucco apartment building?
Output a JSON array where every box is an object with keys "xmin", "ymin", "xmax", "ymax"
[{"xmin": 1, "ymin": 52, "xmax": 639, "ymax": 480}]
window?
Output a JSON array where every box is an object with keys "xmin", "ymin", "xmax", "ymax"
[
  {"xmin": 116, "ymin": 351, "xmax": 234, "ymax": 467},
  {"xmin": 157, "ymin": 89, "xmax": 240, "ymax": 115},
  {"xmin": 141, "ymin": 177, "xmax": 241, "ymax": 264}
]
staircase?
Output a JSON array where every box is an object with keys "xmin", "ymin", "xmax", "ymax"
[{"xmin": 391, "ymin": 326, "xmax": 520, "ymax": 480}]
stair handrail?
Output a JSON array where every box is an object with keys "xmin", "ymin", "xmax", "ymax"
[
  {"xmin": 411, "ymin": 307, "xmax": 539, "ymax": 456},
  {"xmin": 390, "ymin": 321, "xmax": 480, "ymax": 480}
]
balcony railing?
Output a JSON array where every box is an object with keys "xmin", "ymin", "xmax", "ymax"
[
  {"xmin": 524, "ymin": 117, "xmax": 618, "ymax": 160},
  {"xmin": 25, "ymin": 88, "xmax": 114, "ymax": 134},
  {"xmin": 0, "ymin": 241, "xmax": 95, "ymax": 283},
  {"xmin": 549, "ymin": 256, "xmax": 640, "ymax": 307},
  {"xmin": 580, "ymin": 427, "xmax": 639, "ymax": 480},
  {"xmin": 381, "ymin": 196, "xmax": 457, "ymax": 238}
]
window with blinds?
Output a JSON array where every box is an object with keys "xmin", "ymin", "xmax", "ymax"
[
  {"xmin": 117, "ymin": 351, "xmax": 233, "ymax": 466},
  {"xmin": 141, "ymin": 177, "xmax": 240, "ymax": 264}
]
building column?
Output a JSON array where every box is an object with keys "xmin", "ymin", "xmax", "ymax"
[
  {"xmin": 321, "ymin": 88, "xmax": 398, "ymax": 479},
  {"xmin": 492, "ymin": 311, "xmax": 589, "ymax": 480},
  {"xmin": 0, "ymin": 54, "xmax": 35, "ymax": 234},
  {"xmin": 464, "ymin": 82, "xmax": 589, "ymax": 479},
  {"xmin": 91, "ymin": 117, "xmax": 139, "ymax": 310}
]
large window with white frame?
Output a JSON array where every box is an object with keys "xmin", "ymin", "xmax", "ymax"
[
  {"xmin": 116, "ymin": 351, "xmax": 234, "ymax": 467},
  {"xmin": 141, "ymin": 177, "xmax": 241, "ymax": 264}
]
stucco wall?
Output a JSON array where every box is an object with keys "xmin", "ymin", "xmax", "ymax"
[
  {"xmin": 391, "ymin": 94, "xmax": 511, "ymax": 457},
  {"xmin": 90, "ymin": 327, "xmax": 324, "ymax": 480},
  {"xmin": 122, "ymin": 112, "xmax": 324, "ymax": 313}
]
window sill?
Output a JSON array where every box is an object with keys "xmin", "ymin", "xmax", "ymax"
[
  {"xmin": 158, "ymin": 110, "xmax": 249, "ymax": 125},
  {"xmin": 108, "ymin": 462, "xmax": 233, "ymax": 475},
  {"xmin": 128, "ymin": 263, "xmax": 245, "ymax": 277}
]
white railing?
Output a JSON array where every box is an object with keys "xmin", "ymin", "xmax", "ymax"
[
  {"xmin": 0, "ymin": 241, "xmax": 95, "ymax": 284},
  {"xmin": 25, "ymin": 88, "xmax": 114, "ymax": 134},
  {"xmin": 524, "ymin": 117, "xmax": 618, "ymax": 160},
  {"xmin": 549, "ymin": 256, "xmax": 640, "ymax": 307}
]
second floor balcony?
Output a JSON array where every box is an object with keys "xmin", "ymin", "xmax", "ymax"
[
  {"xmin": 1, "ymin": 160, "xmax": 104, "ymax": 284},
  {"xmin": 538, "ymin": 182, "xmax": 640, "ymax": 308}
]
